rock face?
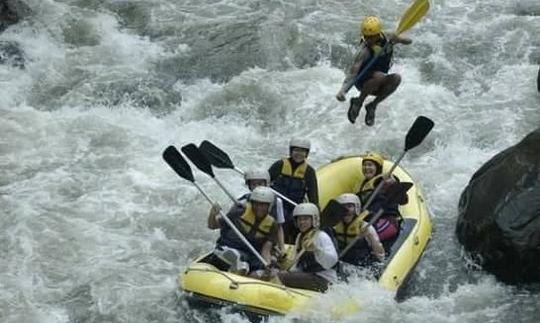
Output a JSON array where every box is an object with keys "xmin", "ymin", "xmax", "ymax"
[
  {"xmin": 0, "ymin": 0, "xmax": 31, "ymax": 33},
  {"xmin": 457, "ymin": 129, "xmax": 540, "ymax": 284},
  {"xmin": 537, "ymin": 66, "xmax": 539, "ymax": 92}
]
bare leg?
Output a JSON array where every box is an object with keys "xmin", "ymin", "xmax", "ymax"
[
  {"xmin": 348, "ymin": 77, "xmax": 380, "ymax": 124},
  {"xmin": 364, "ymin": 73, "xmax": 401, "ymax": 126},
  {"xmin": 368, "ymin": 73, "xmax": 401, "ymax": 108}
]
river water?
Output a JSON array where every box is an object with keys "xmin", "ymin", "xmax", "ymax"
[{"xmin": 1, "ymin": 0, "xmax": 539, "ymax": 322}]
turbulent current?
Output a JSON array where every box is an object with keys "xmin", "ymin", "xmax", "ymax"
[{"xmin": 1, "ymin": 0, "xmax": 539, "ymax": 322}]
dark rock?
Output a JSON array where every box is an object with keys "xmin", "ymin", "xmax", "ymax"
[
  {"xmin": 537, "ymin": 66, "xmax": 539, "ymax": 92},
  {"xmin": 0, "ymin": 0, "xmax": 31, "ymax": 33},
  {"xmin": 516, "ymin": 1, "xmax": 540, "ymax": 16},
  {"xmin": 0, "ymin": 40, "xmax": 25, "ymax": 68},
  {"xmin": 457, "ymin": 129, "xmax": 540, "ymax": 283}
]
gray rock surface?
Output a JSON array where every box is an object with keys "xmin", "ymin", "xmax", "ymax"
[{"xmin": 457, "ymin": 129, "xmax": 540, "ymax": 283}]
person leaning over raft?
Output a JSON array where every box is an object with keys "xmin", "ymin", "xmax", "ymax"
[
  {"xmin": 336, "ymin": 16, "xmax": 412, "ymax": 126},
  {"xmin": 274, "ymin": 203, "xmax": 338, "ymax": 292},
  {"xmin": 207, "ymin": 186, "xmax": 278, "ymax": 276},
  {"xmin": 332, "ymin": 193, "xmax": 385, "ymax": 266},
  {"xmin": 269, "ymin": 137, "xmax": 319, "ymax": 244}
]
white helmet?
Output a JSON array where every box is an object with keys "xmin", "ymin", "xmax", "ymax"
[
  {"xmin": 289, "ymin": 137, "xmax": 311, "ymax": 151},
  {"xmin": 293, "ymin": 203, "xmax": 320, "ymax": 227},
  {"xmin": 244, "ymin": 168, "xmax": 270, "ymax": 186},
  {"xmin": 250, "ymin": 186, "xmax": 274, "ymax": 204},
  {"xmin": 336, "ymin": 193, "xmax": 361, "ymax": 214}
]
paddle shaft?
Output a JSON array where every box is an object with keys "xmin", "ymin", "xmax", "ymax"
[
  {"xmin": 163, "ymin": 145, "xmax": 269, "ymax": 267},
  {"xmin": 339, "ymin": 207, "xmax": 385, "ymax": 258},
  {"xmin": 236, "ymin": 167, "xmax": 298, "ymax": 208}
]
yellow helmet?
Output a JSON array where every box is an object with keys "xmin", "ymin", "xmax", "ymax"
[
  {"xmin": 362, "ymin": 152, "xmax": 384, "ymax": 168},
  {"xmin": 360, "ymin": 16, "xmax": 382, "ymax": 37}
]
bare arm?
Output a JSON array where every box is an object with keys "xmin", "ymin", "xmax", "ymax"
[
  {"xmin": 388, "ymin": 32, "xmax": 412, "ymax": 45},
  {"xmin": 362, "ymin": 222, "xmax": 385, "ymax": 261},
  {"xmin": 339, "ymin": 47, "xmax": 370, "ymax": 94},
  {"xmin": 261, "ymin": 241, "xmax": 273, "ymax": 265}
]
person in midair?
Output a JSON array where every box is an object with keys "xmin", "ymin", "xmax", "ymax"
[{"xmin": 336, "ymin": 16, "xmax": 412, "ymax": 126}]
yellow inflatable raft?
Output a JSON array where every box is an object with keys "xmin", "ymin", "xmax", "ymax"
[{"xmin": 179, "ymin": 154, "xmax": 432, "ymax": 316}]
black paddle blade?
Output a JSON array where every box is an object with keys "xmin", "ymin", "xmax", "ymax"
[
  {"xmin": 199, "ymin": 140, "xmax": 235, "ymax": 169},
  {"xmin": 386, "ymin": 182, "xmax": 414, "ymax": 205},
  {"xmin": 404, "ymin": 116, "xmax": 434, "ymax": 151},
  {"xmin": 163, "ymin": 146, "xmax": 194, "ymax": 182},
  {"xmin": 320, "ymin": 199, "xmax": 349, "ymax": 229},
  {"xmin": 181, "ymin": 143, "xmax": 215, "ymax": 177}
]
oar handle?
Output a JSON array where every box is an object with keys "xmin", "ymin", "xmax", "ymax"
[
  {"xmin": 269, "ymin": 188, "xmax": 298, "ymax": 208},
  {"xmin": 192, "ymin": 181, "xmax": 269, "ymax": 267},
  {"xmin": 212, "ymin": 177, "xmax": 239, "ymax": 203},
  {"xmin": 233, "ymin": 167, "xmax": 244, "ymax": 175},
  {"xmin": 288, "ymin": 249, "xmax": 305, "ymax": 270},
  {"xmin": 233, "ymin": 165, "xmax": 298, "ymax": 207}
]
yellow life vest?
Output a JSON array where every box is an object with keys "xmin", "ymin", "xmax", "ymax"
[
  {"xmin": 357, "ymin": 174, "xmax": 383, "ymax": 204},
  {"xmin": 238, "ymin": 203, "xmax": 275, "ymax": 242},
  {"xmin": 333, "ymin": 214, "xmax": 365, "ymax": 249},
  {"xmin": 295, "ymin": 228, "xmax": 317, "ymax": 253},
  {"xmin": 281, "ymin": 158, "xmax": 307, "ymax": 178}
]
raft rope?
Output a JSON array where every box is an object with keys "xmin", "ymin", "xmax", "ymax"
[{"xmin": 188, "ymin": 267, "xmax": 313, "ymax": 297}]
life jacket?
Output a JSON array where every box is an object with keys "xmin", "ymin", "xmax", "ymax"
[
  {"xmin": 357, "ymin": 174, "xmax": 384, "ymax": 205},
  {"xmin": 296, "ymin": 228, "xmax": 338, "ymax": 273},
  {"xmin": 218, "ymin": 203, "xmax": 275, "ymax": 252},
  {"xmin": 271, "ymin": 158, "xmax": 307, "ymax": 207},
  {"xmin": 332, "ymin": 214, "xmax": 371, "ymax": 264},
  {"xmin": 333, "ymin": 214, "xmax": 366, "ymax": 251},
  {"xmin": 358, "ymin": 33, "xmax": 393, "ymax": 75}
]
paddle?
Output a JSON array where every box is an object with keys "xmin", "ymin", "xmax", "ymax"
[
  {"xmin": 199, "ymin": 140, "xmax": 298, "ymax": 208},
  {"xmin": 361, "ymin": 115, "xmax": 434, "ymax": 213},
  {"xmin": 162, "ymin": 145, "xmax": 269, "ymax": 267},
  {"xmin": 181, "ymin": 143, "xmax": 238, "ymax": 203},
  {"xmin": 339, "ymin": 182, "xmax": 413, "ymax": 259},
  {"xmin": 344, "ymin": 0, "xmax": 430, "ymax": 92},
  {"xmin": 182, "ymin": 143, "xmax": 287, "ymax": 255}
]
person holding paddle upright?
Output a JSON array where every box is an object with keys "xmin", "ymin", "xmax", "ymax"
[
  {"xmin": 335, "ymin": 0, "xmax": 430, "ymax": 126},
  {"xmin": 336, "ymin": 16, "xmax": 412, "ymax": 126},
  {"xmin": 332, "ymin": 193, "xmax": 385, "ymax": 266},
  {"xmin": 269, "ymin": 138, "xmax": 319, "ymax": 244},
  {"xmin": 208, "ymin": 186, "xmax": 279, "ymax": 276},
  {"xmin": 355, "ymin": 152, "xmax": 406, "ymax": 242}
]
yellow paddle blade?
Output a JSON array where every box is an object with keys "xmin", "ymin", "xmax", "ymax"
[{"xmin": 396, "ymin": 0, "xmax": 430, "ymax": 35}]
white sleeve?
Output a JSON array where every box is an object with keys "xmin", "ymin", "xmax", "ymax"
[
  {"xmin": 313, "ymin": 231, "xmax": 338, "ymax": 270},
  {"xmin": 362, "ymin": 222, "xmax": 381, "ymax": 247},
  {"xmin": 275, "ymin": 197, "xmax": 285, "ymax": 224},
  {"xmin": 362, "ymin": 222, "xmax": 385, "ymax": 261}
]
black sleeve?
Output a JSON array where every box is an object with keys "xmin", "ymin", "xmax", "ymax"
[
  {"xmin": 268, "ymin": 160, "xmax": 283, "ymax": 182},
  {"xmin": 305, "ymin": 165, "xmax": 319, "ymax": 207}
]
